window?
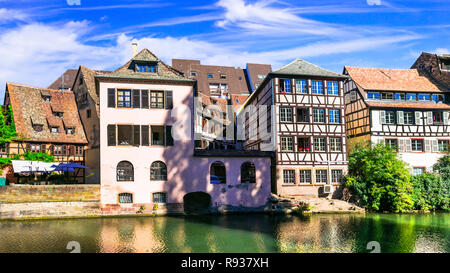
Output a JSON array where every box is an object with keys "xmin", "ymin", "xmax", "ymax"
[
  {"xmin": 210, "ymin": 161, "xmax": 226, "ymax": 184},
  {"xmin": 331, "ymin": 170, "xmax": 343, "ymax": 184},
  {"xmin": 316, "ymin": 170, "xmax": 327, "ymax": 184},
  {"xmin": 66, "ymin": 128, "xmax": 75, "ymax": 135},
  {"xmin": 52, "ymin": 145, "xmax": 62, "ymax": 155},
  {"xmin": 51, "ymin": 127, "xmax": 60, "ymax": 133},
  {"xmin": 367, "ymin": 92, "xmax": 380, "ymax": 100},
  {"xmin": 432, "ymin": 94, "xmax": 444, "ymax": 102},
  {"xmin": 241, "ymin": 162, "xmax": 256, "ymax": 183},
  {"xmin": 385, "ymin": 111, "xmax": 395, "ymax": 124},
  {"xmin": 258, "ymin": 74, "xmax": 265, "ymax": 79},
  {"xmin": 136, "ymin": 64, "xmax": 156, "ymax": 73},
  {"xmin": 297, "ymin": 108, "xmax": 309, "ymax": 123},
  {"xmin": 42, "ymin": 95, "xmax": 51, "ymax": 102},
  {"xmin": 418, "ymin": 94, "xmax": 431, "ymax": 101},
  {"xmin": 117, "ymin": 161, "xmax": 134, "ymax": 181},
  {"xmin": 299, "ymin": 170, "xmax": 311, "ymax": 184},
  {"xmin": 207, "ymin": 74, "xmax": 213, "ymax": 78},
  {"xmin": 53, "ymin": 112, "xmax": 63, "ymax": 118},
  {"xmin": 28, "ymin": 143, "xmax": 40, "ymax": 153},
  {"xmin": 151, "ymin": 161, "xmax": 167, "ymax": 181},
  {"xmin": 297, "ymin": 137, "xmax": 311, "ymax": 152},
  {"xmin": 118, "ymin": 193, "xmax": 133, "ymax": 204},
  {"xmin": 328, "ymin": 81, "xmax": 338, "ymax": 95},
  {"xmin": 117, "ymin": 125, "xmax": 133, "ymax": 145},
  {"xmin": 350, "ymin": 91, "xmax": 357, "ymax": 101},
  {"xmin": 313, "ymin": 109, "xmax": 325, "ymax": 123},
  {"xmin": 438, "ymin": 140, "xmax": 449, "ymax": 152},
  {"xmin": 385, "ymin": 139, "xmax": 398, "ymax": 150},
  {"xmin": 395, "ymin": 93, "xmax": 406, "ymax": 100},
  {"xmin": 75, "ymin": 146, "xmax": 83, "ymax": 156},
  {"xmin": 209, "ymin": 83, "xmax": 227, "ymax": 95},
  {"xmin": 381, "ymin": 92, "xmax": 394, "ymax": 100},
  {"xmin": 150, "ymin": 91, "xmax": 164, "ymax": 109},
  {"xmin": 328, "ymin": 109, "xmax": 340, "ymax": 124},
  {"xmin": 330, "ymin": 138, "xmax": 342, "ymax": 152},
  {"xmin": 314, "ymin": 137, "xmax": 326, "ymax": 152},
  {"xmin": 86, "ymin": 109, "xmax": 91, "ymax": 118},
  {"xmin": 190, "ymin": 72, "xmax": 197, "ymax": 77},
  {"xmin": 280, "ymin": 79, "xmax": 291, "ymax": 93},
  {"xmin": 220, "ymin": 74, "xmax": 226, "ymax": 79},
  {"xmin": 412, "ymin": 167, "xmax": 425, "ymax": 176},
  {"xmin": 0, "ymin": 143, "xmax": 9, "ymax": 154},
  {"xmin": 404, "ymin": 112, "xmax": 414, "ymax": 125},
  {"xmin": 151, "ymin": 126, "xmax": 165, "ymax": 146},
  {"xmin": 312, "ymin": 80, "xmax": 323, "ymax": 94},
  {"xmin": 283, "ymin": 170, "xmax": 295, "ymax": 184},
  {"xmin": 281, "ymin": 137, "xmax": 293, "ymax": 151},
  {"xmin": 433, "ymin": 111, "xmax": 444, "ymax": 125},
  {"xmin": 296, "ymin": 80, "xmax": 307, "ymax": 94},
  {"xmin": 117, "ymin": 89, "xmax": 132, "ymax": 108},
  {"xmin": 152, "ymin": 192, "xmax": 167, "ymax": 203},
  {"xmin": 406, "ymin": 93, "xmax": 416, "ymax": 101},
  {"xmin": 412, "ymin": 139, "xmax": 424, "ymax": 152},
  {"xmin": 280, "ymin": 107, "xmax": 293, "ymax": 122},
  {"xmin": 33, "ymin": 125, "xmax": 43, "ymax": 132}
]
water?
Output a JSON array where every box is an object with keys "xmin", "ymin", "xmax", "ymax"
[{"xmin": 0, "ymin": 213, "xmax": 449, "ymax": 253}]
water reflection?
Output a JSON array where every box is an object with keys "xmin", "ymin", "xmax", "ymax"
[{"xmin": 0, "ymin": 213, "xmax": 448, "ymax": 253}]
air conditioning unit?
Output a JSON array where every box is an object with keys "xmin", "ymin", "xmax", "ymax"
[{"xmin": 323, "ymin": 185, "xmax": 333, "ymax": 194}]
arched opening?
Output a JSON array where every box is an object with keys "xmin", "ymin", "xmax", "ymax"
[
  {"xmin": 210, "ymin": 161, "xmax": 226, "ymax": 184},
  {"xmin": 241, "ymin": 161, "xmax": 256, "ymax": 183},
  {"xmin": 150, "ymin": 161, "xmax": 167, "ymax": 181},
  {"xmin": 183, "ymin": 192, "xmax": 211, "ymax": 214},
  {"xmin": 117, "ymin": 161, "xmax": 134, "ymax": 181}
]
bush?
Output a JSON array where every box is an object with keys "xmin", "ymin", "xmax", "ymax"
[
  {"xmin": 345, "ymin": 143, "xmax": 413, "ymax": 212},
  {"xmin": 433, "ymin": 154, "xmax": 450, "ymax": 182},
  {"xmin": 411, "ymin": 172, "xmax": 450, "ymax": 211}
]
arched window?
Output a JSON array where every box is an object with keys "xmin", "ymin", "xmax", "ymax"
[
  {"xmin": 210, "ymin": 161, "xmax": 226, "ymax": 184},
  {"xmin": 150, "ymin": 161, "xmax": 167, "ymax": 181},
  {"xmin": 117, "ymin": 161, "xmax": 134, "ymax": 181},
  {"xmin": 118, "ymin": 193, "xmax": 133, "ymax": 203},
  {"xmin": 241, "ymin": 161, "xmax": 256, "ymax": 183}
]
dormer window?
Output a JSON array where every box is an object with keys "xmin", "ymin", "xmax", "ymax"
[
  {"xmin": 220, "ymin": 74, "xmax": 227, "ymax": 79},
  {"xmin": 66, "ymin": 128, "xmax": 75, "ymax": 135},
  {"xmin": 51, "ymin": 127, "xmax": 60, "ymax": 133},
  {"xmin": 53, "ymin": 112, "xmax": 63, "ymax": 118},
  {"xmin": 42, "ymin": 95, "xmax": 51, "ymax": 102},
  {"xmin": 33, "ymin": 125, "xmax": 43, "ymax": 132},
  {"xmin": 136, "ymin": 63, "xmax": 157, "ymax": 73}
]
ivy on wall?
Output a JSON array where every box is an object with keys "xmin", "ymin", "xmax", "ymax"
[{"xmin": 0, "ymin": 105, "xmax": 17, "ymax": 144}]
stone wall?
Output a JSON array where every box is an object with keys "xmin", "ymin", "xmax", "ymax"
[
  {"xmin": 0, "ymin": 201, "xmax": 101, "ymax": 219},
  {"xmin": 0, "ymin": 185, "xmax": 100, "ymax": 203}
]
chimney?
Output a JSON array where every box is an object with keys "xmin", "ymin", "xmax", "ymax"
[{"xmin": 132, "ymin": 42, "xmax": 138, "ymax": 57}]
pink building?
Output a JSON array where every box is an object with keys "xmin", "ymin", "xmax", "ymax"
[{"xmin": 97, "ymin": 47, "xmax": 272, "ymax": 214}]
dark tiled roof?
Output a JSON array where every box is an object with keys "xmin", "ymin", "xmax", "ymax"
[
  {"xmin": 246, "ymin": 63, "xmax": 272, "ymax": 91},
  {"xmin": 48, "ymin": 69, "xmax": 78, "ymax": 90},
  {"xmin": 411, "ymin": 52, "xmax": 450, "ymax": 88},
  {"xmin": 97, "ymin": 49, "xmax": 193, "ymax": 82},
  {"xmin": 6, "ymin": 82, "xmax": 88, "ymax": 144},
  {"xmin": 272, "ymin": 58, "xmax": 347, "ymax": 78},
  {"xmin": 345, "ymin": 66, "xmax": 446, "ymax": 92}
]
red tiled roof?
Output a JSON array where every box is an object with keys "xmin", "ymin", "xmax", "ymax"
[
  {"xmin": 345, "ymin": 66, "xmax": 445, "ymax": 92},
  {"xmin": 6, "ymin": 82, "xmax": 88, "ymax": 144}
]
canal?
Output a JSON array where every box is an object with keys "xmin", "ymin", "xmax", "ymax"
[{"xmin": 0, "ymin": 213, "xmax": 449, "ymax": 253}]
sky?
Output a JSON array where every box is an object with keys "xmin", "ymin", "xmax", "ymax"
[{"xmin": 0, "ymin": 0, "xmax": 449, "ymax": 100}]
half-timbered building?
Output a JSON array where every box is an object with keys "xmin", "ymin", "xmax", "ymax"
[
  {"xmin": 239, "ymin": 59, "xmax": 348, "ymax": 197},
  {"xmin": 344, "ymin": 66, "xmax": 450, "ymax": 174}
]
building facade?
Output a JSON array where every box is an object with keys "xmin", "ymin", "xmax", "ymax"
[
  {"xmin": 240, "ymin": 59, "xmax": 348, "ymax": 197},
  {"xmin": 2, "ymin": 83, "xmax": 88, "ymax": 182},
  {"xmin": 97, "ymin": 48, "xmax": 272, "ymax": 213},
  {"xmin": 344, "ymin": 66, "xmax": 450, "ymax": 174}
]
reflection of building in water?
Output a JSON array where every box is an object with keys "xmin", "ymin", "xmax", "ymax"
[{"xmin": 276, "ymin": 215, "xmax": 358, "ymax": 253}]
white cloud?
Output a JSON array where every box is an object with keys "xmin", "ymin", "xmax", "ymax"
[
  {"xmin": 435, "ymin": 48, "xmax": 449, "ymax": 54},
  {"xmin": 0, "ymin": 8, "xmax": 29, "ymax": 24},
  {"xmin": 367, "ymin": 0, "xmax": 382, "ymax": 6}
]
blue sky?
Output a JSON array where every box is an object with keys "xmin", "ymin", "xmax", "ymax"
[{"xmin": 0, "ymin": 0, "xmax": 449, "ymax": 100}]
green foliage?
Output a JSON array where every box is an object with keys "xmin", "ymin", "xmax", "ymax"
[
  {"xmin": 0, "ymin": 152, "xmax": 55, "ymax": 168},
  {"xmin": 0, "ymin": 105, "xmax": 17, "ymax": 144},
  {"xmin": 411, "ymin": 172, "xmax": 450, "ymax": 211},
  {"xmin": 345, "ymin": 143, "xmax": 414, "ymax": 213},
  {"xmin": 433, "ymin": 154, "xmax": 450, "ymax": 182}
]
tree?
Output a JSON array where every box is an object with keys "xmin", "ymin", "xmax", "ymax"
[
  {"xmin": 411, "ymin": 172, "xmax": 449, "ymax": 211},
  {"xmin": 345, "ymin": 142, "xmax": 414, "ymax": 212},
  {"xmin": 433, "ymin": 154, "xmax": 450, "ymax": 182}
]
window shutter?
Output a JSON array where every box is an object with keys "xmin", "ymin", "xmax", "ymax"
[
  {"xmin": 165, "ymin": 125, "xmax": 174, "ymax": 146},
  {"xmin": 107, "ymin": 88, "xmax": 115, "ymax": 108},
  {"xmin": 399, "ymin": 139, "xmax": 404, "ymax": 152},
  {"xmin": 141, "ymin": 90, "xmax": 149, "ymax": 108},
  {"xmin": 69, "ymin": 145, "xmax": 75, "ymax": 156},
  {"xmin": 397, "ymin": 111, "xmax": 404, "ymax": 125},
  {"xmin": 444, "ymin": 111, "xmax": 449, "ymax": 125},
  {"xmin": 380, "ymin": 110, "xmax": 386, "ymax": 124},
  {"xmin": 406, "ymin": 139, "xmax": 412, "ymax": 152},
  {"xmin": 26, "ymin": 143, "xmax": 31, "ymax": 152},
  {"xmin": 426, "ymin": 112, "xmax": 433, "ymax": 125},
  {"xmin": 132, "ymin": 90, "xmax": 140, "ymax": 108},
  {"xmin": 432, "ymin": 140, "xmax": 438, "ymax": 152},
  {"xmin": 107, "ymin": 125, "xmax": 116, "ymax": 146},
  {"xmin": 133, "ymin": 125, "xmax": 140, "ymax": 146},
  {"xmin": 165, "ymin": 91, "xmax": 173, "ymax": 109},
  {"xmin": 141, "ymin": 125, "xmax": 149, "ymax": 146},
  {"xmin": 415, "ymin": 112, "xmax": 422, "ymax": 125},
  {"xmin": 425, "ymin": 140, "xmax": 431, "ymax": 153},
  {"xmin": 41, "ymin": 144, "xmax": 46, "ymax": 154}
]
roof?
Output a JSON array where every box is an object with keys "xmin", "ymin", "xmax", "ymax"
[
  {"xmin": 77, "ymin": 65, "xmax": 110, "ymax": 105},
  {"xmin": 366, "ymin": 101, "xmax": 450, "ymax": 110},
  {"xmin": 230, "ymin": 94, "xmax": 249, "ymax": 109},
  {"xmin": 48, "ymin": 69, "xmax": 78, "ymax": 90},
  {"xmin": 245, "ymin": 63, "xmax": 272, "ymax": 92},
  {"xmin": 97, "ymin": 49, "xmax": 194, "ymax": 82},
  {"xmin": 6, "ymin": 82, "xmax": 88, "ymax": 144},
  {"xmin": 272, "ymin": 58, "xmax": 347, "ymax": 78},
  {"xmin": 345, "ymin": 66, "xmax": 446, "ymax": 92},
  {"xmin": 411, "ymin": 52, "xmax": 450, "ymax": 88}
]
